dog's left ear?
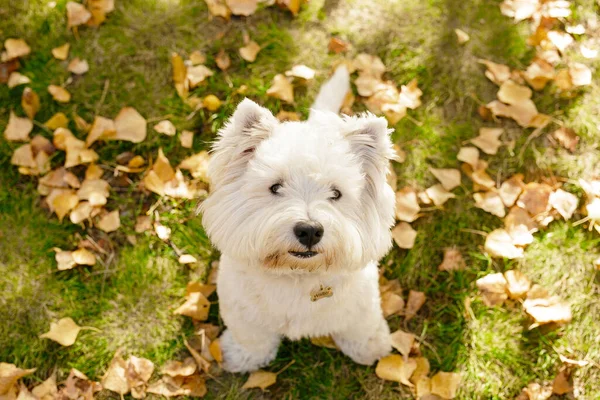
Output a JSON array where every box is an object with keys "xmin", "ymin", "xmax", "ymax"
[{"xmin": 208, "ymin": 99, "xmax": 278, "ymax": 187}]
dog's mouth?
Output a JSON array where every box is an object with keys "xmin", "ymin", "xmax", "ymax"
[{"xmin": 289, "ymin": 251, "xmax": 318, "ymax": 259}]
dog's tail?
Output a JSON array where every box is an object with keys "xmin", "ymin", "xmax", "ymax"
[{"xmin": 309, "ymin": 65, "xmax": 350, "ymax": 119}]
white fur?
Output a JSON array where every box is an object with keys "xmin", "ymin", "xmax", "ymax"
[{"xmin": 201, "ymin": 87, "xmax": 396, "ymax": 372}]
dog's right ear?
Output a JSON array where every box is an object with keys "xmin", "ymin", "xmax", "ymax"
[{"xmin": 207, "ymin": 99, "xmax": 278, "ymax": 188}]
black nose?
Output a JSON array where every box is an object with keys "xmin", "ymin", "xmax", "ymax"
[{"xmin": 293, "ymin": 222, "xmax": 324, "ymax": 248}]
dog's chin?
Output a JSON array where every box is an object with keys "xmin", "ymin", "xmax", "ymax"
[{"xmin": 263, "ymin": 250, "xmax": 330, "ymax": 273}]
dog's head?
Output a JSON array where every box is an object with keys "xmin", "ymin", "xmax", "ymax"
[{"xmin": 201, "ymin": 99, "xmax": 396, "ymax": 274}]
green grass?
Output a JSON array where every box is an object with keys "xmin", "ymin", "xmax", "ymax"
[{"xmin": 1, "ymin": 0, "xmax": 599, "ymax": 398}]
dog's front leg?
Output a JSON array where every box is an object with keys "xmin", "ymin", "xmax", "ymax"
[
  {"xmin": 332, "ymin": 311, "xmax": 391, "ymax": 366},
  {"xmin": 219, "ymin": 324, "xmax": 281, "ymax": 373}
]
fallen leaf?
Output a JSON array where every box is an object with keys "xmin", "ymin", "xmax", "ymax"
[
  {"xmin": 187, "ymin": 65, "xmax": 214, "ymax": 88},
  {"xmin": 72, "ymin": 248, "xmax": 96, "ymax": 265},
  {"xmin": 395, "ymin": 187, "xmax": 420, "ymax": 222},
  {"xmin": 102, "ymin": 352, "xmax": 129, "ymax": 395},
  {"xmin": 11, "ymin": 144, "xmax": 36, "ymax": 168},
  {"xmin": 241, "ymin": 370, "xmax": 277, "ymax": 390},
  {"xmin": 226, "ymin": 0, "xmax": 258, "ymax": 15},
  {"xmin": 52, "ymin": 191, "xmax": 79, "ymax": 221},
  {"xmin": 405, "ymin": 290, "xmax": 425, "ymax": 321},
  {"xmin": 276, "ymin": 0, "xmax": 304, "ymax": 15},
  {"xmin": 354, "ymin": 53, "xmax": 386, "ymax": 79},
  {"xmin": 430, "ymin": 168, "xmax": 461, "ymax": 191},
  {"xmin": 276, "ymin": 111, "xmax": 301, "ymax": 122},
  {"xmin": 517, "ymin": 183, "xmax": 552, "ymax": 216},
  {"xmin": 474, "ymin": 190, "xmax": 506, "ymax": 218},
  {"xmin": 204, "ymin": 0, "xmax": 231, "ymax": 20},
  {"xmin": 7, "ymin": 72, "xmax": 30, "ymax": 88},
  {"xmin": 431, "ymin": 371, "xmax": 461, "ymax": 399},
  {"xmin": 547, "ymin": 31, "xmax": 573, "ymax": 52},
  {"xmin": 455, "ymin": 28, "xmax": 470, "ymax": 44},
  {"xmin": 178, "ymin": 254, "xmax": 198, "ymax": 264},
  {"xmin": 523, "ymin": 296, "xmax": 572, "ymax": 327},
  {"xmin": 68, "ymin": 58, "xmax": 89, "ymax": 75},
  {"xmin": 499, "ymin": 174, "xmax": 524, "ymax": 207},
  {"xmin": 410, "ymin": 357, "xmax": 430, "ymax": 386},
  {"xmin": 552, "ymin": 366, "xmax": 573, "ymax": 395},
  {"xmin": 114, "ymin": 107, "xmax": 147, "ymax": 143},
  {"xmin": 174, "ymin": 291, "xmax": 210, "ymax": 321},
  {"xmin": 31, "ymin": 374, "xmax": 57, "ymax": 400},
  {"xmin": 0, "ymin": 364, "xmax": 36, "ymax": 395},
  {"xmin": 552, "ymin": 127, "xmax": 578, "ymax": 152},
  {"xmin": 549, "ymin": 189, "xmax": 578, "ymax": 220},
  {"xmin": 96, "ymin": 210, "xmax": 120, "ymax": 232},
  {"xmin": 457, "ymin": 146, "xmax": 479, "ymax": 169},
  {"xmin": 39, "ymin": 317, "xmax": 82, "ymax": 346},
  {"xmin": 77, "ymin": 178, "xmax": 110, "ymax": 204},
  {"xmin": 189, "ymin": 51, "xmax": 206, "ymax": 65},
  {"xmin": 478, "ymin": 59, "xmax": 511, "ymax": 85},
  {"xmin": 209, "ymin": 338, "xmax": 223, "ymax": 362},
  {"xmin": 381, "ymin": 291, "xmax": 404, "ymax": 318},
  {"xmin": 45, "ymin": 112, "xmax": 69, "ymax": 130},
  {"xmin": 476, "ymin": 272, "xmax": 508, "ymax": 306},
  {"xmin": 48, "ymin": 85, "xmax": 71, "ymax": 103},
  {"xmin": 70, "ymin": 201, "xmax": 93, "ymax": 224},
  {"xmin": 471, "ymin": 127, "xmax": 503, "ymax": 155},
  {"xmin": 390, "ymin": 329, "xmax": 415, "ymax": 357},
  {"xmin": 3, "ymin": 39, "xmax": 31, "ymax": 61},
  {"xmin": 239, "ymin": 41, "xmax": 261, "ymax": 62},
  {"xmin": 438, "ymin": 248, "xmax": 466, "ymax": 271},
  {"xmin": 154, "ymin": 120, "xmax": 176, "ymax": 136},
  {"xmin": 392, "ymin": 222, "xmax": 417, "ymax": 249},
  {"xmin": 398, "ymin": 79, "xmax": 422, "ymax": 109},
  {"xmin": 172, "ymin": 52, "xmax": 188, "ymax": 98},
  {"xmin": 484, "ymin": 228, "xmax": 524, "ymax": 259},
  {"xmin": 328, "ymin": 37, "xmax": 350, "ymax": 53},
  {"xmin": 505, "ymin": 206, "xmax": 537, "ymax": 246},
  {"xmin": 52, "ymin": 43, "xmax": 70, "ymax": 60},
  {"xmin": 267, "ymin": 74, "xmax": 294, "ymax": 103},
  {"xmin": 523, "ymin": 58, "xmax": 554, "ymax": 90},
  {"xmin": 203, "ymin": 95, "xmax": 222, "ymax": 111},
  {"xmin": 375, "ymin": 355, "xmax": 417, "ymax": 386},
  {"xmin": 580, "ymin": 44, "xmax": 598, "ymax": 59},
  {"xmin": 285, "ymin": 64, "xmax": 315, "ymax": 81},
  {"xmin": 310, "ymin": 336, "xmax": 337, "ymax": 349},
  {"xmin": 215, "ymin": 49, "xmax": 231, "ymax": 71},
  {"xmin": 180, "ymin": 130, "xmax": 194, "ymax": 148},
  {"xmin": 4, "ymin": 111, "xmax": 32, "ymax": 141},
  {"xmin": 425, "ymin": 184, "xmax": 456, "ymax": 206},
  {"xmin": 504, "ymin": 270, "xmax": 531, "ymax": 299},
  {"xmin": 161, "ymin": 358, "xmax": 197, "ymax": 377},
  {"xmin": 21, "ymin": 87, "xmax": 40, "ymax": 119}
]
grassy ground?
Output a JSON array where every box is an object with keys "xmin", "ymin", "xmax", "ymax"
[{"xmin": 1, "ymin": 0, "xmax": 599, "ymax": 398}]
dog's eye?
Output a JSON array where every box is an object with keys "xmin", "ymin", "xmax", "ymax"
[
  {"xmin": 330, "ymin": 189, "xmax": 342, "ymax": 201},
  {"xmin": 270, "ymin": 183, "xmax": 282, "ymax": 195}
]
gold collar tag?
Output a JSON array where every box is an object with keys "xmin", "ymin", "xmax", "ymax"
[{"xmin": 310, "ymin": 284, "xmax": 333, "ymax": 302}]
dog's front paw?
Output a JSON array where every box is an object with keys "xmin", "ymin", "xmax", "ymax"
[
  {"xmin": 333, "ymin": 319, "xmax": 392, "ymax": 366},
  {"xmin": 219, "ymin": 329, "xmax": 280, "ymax": 373}
]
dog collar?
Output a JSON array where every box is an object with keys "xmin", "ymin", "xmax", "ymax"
[{"xmin": 310, "ymin": 284, "xmax": 333, "ymax": 302}]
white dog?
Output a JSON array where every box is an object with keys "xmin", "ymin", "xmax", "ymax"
[{"xmin": 201, "ymin": 66, "xmax": 397, "ymax": 373}]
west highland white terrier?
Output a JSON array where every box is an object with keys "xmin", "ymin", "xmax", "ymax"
[{"xmin": 201, "ymin": 66, "xmax": 397, "ymax": 373}]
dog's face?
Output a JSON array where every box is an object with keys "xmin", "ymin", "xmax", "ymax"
[{"xmin": 201, "ymin": 99, "xmax": 396, "ymax": 274}]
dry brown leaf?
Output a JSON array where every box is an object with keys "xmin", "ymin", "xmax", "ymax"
[
  {"xmin": 276, "ymin": 111, "xmax": 301, "ymax": 122},
  {"xmin": 187, "ymin": 65, "xmax": 214, "ymax": 88},
  {"xmin": 471, "ymin": 127, "xmax": 503, "ymax": 155},
  {"xmin": 549, "ymin": 189, "xmax": 578, "ymax": 220},
  {"xmin": 0, "ymin": 364, "xmax": 36, "ymax": 395},
  {"xmin": 21, "ymin": 87, "xmax": 40, "ymax": 119},
  {"xmin": 4, "ymin": 111, "xmax": 32, "ymax": 141},
  {"xmin": 354, "ymin": 53, "xmax": 386, "ymax": 79},
  {"xmin": 11, "ymin": 144, "xmax": 36, "ymax": 169},
  {"xmin": 204, "ymin": 0, "xmax": 231, "ymax": 20},
  {"xmin": 524, "ymin": 296, "xmax": 572, "ymax": 327},
  {"xmin": 96, "ymin": 210, "xmax": 120, "ymax": 232},
  {"xmin": 328, "ymin": 37, "xmax": 350, "ymax": 53},
  {"xmin": 285, "ymin": 64, "xmax": 315, "ymax": 81},
  {"xmin": 390, "ymin": 329, "xmax": 415, "ymax": 357},
  {"xmin": 438, "ymin": 248, "xmax": 466, "ymax": 271},
  {"xmin": 154, "ymin": 120, "xmax": 176, "ymax": 137},
  {"xmin": 39, "ymin": 317, "xmax": 82, "ymax": 346},
  {"xmin": 405, "ymin": 290, "xmax": 425, "ymax": 322},
  {"xmin": 70, "ymin": 201, "xmax": 93, "ymax": 224},
  {"xmin": 552, "ymin": 127, "xmax": 578, "ymax": 152},
  {"xmin": 77, "ymin": 178, "xmax": 110, "ymax": 204},
  {"xmin": 517, "ymin": 183, "xmax": 552, "ymax": 216},
  {"xmin": 398, "ymin": 79, "xmax": 422, "ymax": 109},
  {"xmin": 505, "ymin": 206, "xmax": 537, "ymax": 246},
  {"xmin": 161, "ymin": 358, "xmax": 197, "ymax": 378},
  {"xmin": 174, "ymin": 291, "xmax": 210, "ymax": 321},
  {"xmin": 267, "ymin": 74, "xmax": 294, "ymax": 103},
  {"xmin": 455, "ymin": 28, "xmax": 470, "ymax": 44},
  {"xmin": 102, "ymin": 352, "xmax": 129, "ymax": 395},
  {"xmin": 457, "ymin": 146, "xmax": 479, "ymax": 169},
  {"xmin": 504, "ymin": 270, "xmax": 531, "ymax": 299},
  {"xmin": 215, "ymin": 49, "xmax": 231, "ymax": 71},
  {"xmin": 474, "ymin": 190, "xmax": 506, "ymax": 218},
  {"xmin": 72, "ymin": 248, "xmax": 96, "ymax": 265},
  {"xmin": 484, "ymin": 228, "xmax": 524, "ymax": 259},
  {"xmin": 431, "ymin": 371, "xmax": 461, "ymax": 399},
  {"xmin": 478, "ymin": 59, "xmax": 511, "ymax": 85},
  {"xmin": 134, "ymin": 216, "xmax": 152, "ymax": 233},
  {"xmin": 113, "ymin": 107, "xmax": 146, "ymax": 143},
  {"xmin": 7, "ymin": 72, "xmax": 30, "ymax": 88},
  {"xmin": 68, "ymin": 58, "xmax": 89, "ymax": 75},
  {"xmin": 476, "ymin": 272, "xmax": 508, "ymax": 306},
  {"xmin": 499, "ymin": 174, "xmax": 524, "ymax": 207},
  {"xmin": 189, "ymin": 51, "xmax": 206, "ymax": 65},
  {"xmin": 55, "ymin": 249, "xmax": 76, "ymax": 270},
  {"xmin": 425, "ymin": 184, "xmax": 456, "ymax": 206},
  {"xmin": 3, "ymin": 39, "xmax": 31, "ymax": 61},
  {"xmin": 276, "ymin": 0, "xmax": 304, "ymax": 15},
  {"xmin": 375, "ymin": 355, "xmax": 417, "ymax": 386},
  {"xmin": 31, "ymin": 374, "xmax": 57, "ymax": 400},
  {"xmin": 52, "ymin": 43, "xmax": 70, "ymax": 60},
  {"xmin": 430, "ymin": 168, "xmax": 461, "ymax": 191},
  {"xmin": 52, "ymin": 191, "xmax": 79, "ymax": 221},
  {"xmin": 242, "ymin": 370, "xmax": 277, "ymax": 390},
  {"xmin": 392, "ymin": 222, "xmax": 417, "ymax": 249},
  {"xmin": 209, "ymin": 338, "xmax": 223, "ymax": 362},
  {"xmin": 239, "ymin": 41, "xmax": 261, "ymax": 62},
  {"xmin": 48, "ymin": 85, "xmax": 71, "ymax": 103},
  {"xmin": 180, "ymin": 130, "xmax": 194, "ymax": 149},
  {"xmin": 395, "ymin": 187, "xmax": 420, "ymax": 222},
  {"xmin": 523, "ymin": 58, "xmax": 555, "ymax": 90},
  {"xmin": 552, "ymin": 366, "xmax": 573, "ymax": 395},
  {"xmin": 226, "ymin": 0, "xmax": 258, "ymax": 15},
  {"xmin": 381, "ymin": 291, "xmax": 404, "ymax": 318}
]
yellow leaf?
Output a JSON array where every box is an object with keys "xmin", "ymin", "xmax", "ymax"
[
  {"xmin": 242, "ymin": 370, "xmax": 277, "ymax": 390},
  {"xmin": 154, "ymin": 120, "xmax": 176, "ymax": 136},
  {"xmin": 11, "ymin": 144, "xmax": 36, "ymax": 168},
  {"xmin": 226, "ymin": 0, "xmax": 258, "ymax": 15},
  {"xmin": 455, "ymin": 28, "xmax": 470, "ymax": 44},
  {"xmin": 474, "ymin": 190, "xmax": 506, "ymax": 218},
  {"xmin": 180, "ymin": 130, "xmax": 194, "ymax": 148},
  {"xmin": 499, "ymin": 174, "xmax": 524, "ymax": 208},
  {"xmin": 67, "ymin": 58, "xmax": 89, "ymax": 75},
  {"xmin": 7, "ymin": 72, "xmax": 30, "ymax": 88},
  {"xmin": 174, "ymin": 292, "xmax": 210, "ymax": 321},
  {"xmin": 429, "ymin": 168, "xmax": 461, "ymax": 191},
  {"xmin": 381, "ymin": 291, "xmax": 404, "ymax": 318},
  {"xmin": 405, "ymin": 290, "xmax": 425, "ymax": 322},
  {"xmin": 267, "ymin": 74, "xmax": 294, "ymax": 103},
  {"xmin": 497, "ymin": 80, "xmax": 532, "ymax": 105},
  {"xmin": 4, "ymin": 111, "xmax": 32, "ymax": 141},
  {"xmin": 187, "ymin": 65, "xmax": 214, "ymax": 88},
  {"xmin": 66, "ymin": 1, "xmax": 92, "ymax": 27},
  {"xmin": 375, "ymin": 355, "xmax": 417, "ymax": 386},
  {"xmin": 189, "ymin": 51, "xmax": 206, "ymax": 65},
  {"xmin": 391, "ymin": 222, "xmax": 416, "ymax": 249},
  {"xmin": 70, "ymin": 201, "xmax": 93, "ymax": 224},
  {"xmin": 96, "ymin": 210, "xmax": 120, "ymax": 232},
  {"xmin": 504, "ymin": 270, "xmax": 531, "ymax": 299},
  {"xmin": 471, "ymin": 127, "xmax": 503, "ymax": 155},
  {"xmin": 395, "ymin": 187, "xmax": 420, "ymax": 222},
  {"xmin": 209, "ymin": 338, "xmax": 223, "ymax": 363},
  {"xmin": 203, "ymin": 95, "xmax": 222, "ymax": 111},
  {"xmin": 425, "ymin": 184, "xmax": 456, "ymax": 206},
  {"xmin": 52, "ymin": 43, "xmax": 70, "ymax": 60},
  {"xmin": 476, "ymin": 272, "xmax": 508, "ymax": 306},
  {"xmin": 285, "ymin": 64, "xmax": 316, "ymax": 81},
  {"xmin": 410, "ymin": 357, "xmax": 430, "ymax": 386},
  {"xmin": 72, "ymin": 248, "xmax": 96, "ymax": 266},
  {"xmin": 3, "ymin": 38, "xmax": 31, "ymax": 61},
  {"xmin": 114, "ymin": 107, "xmax": 147, "ymax": 143},
  {"xmin": 31, "ymin": 374, "xmax": 57, "ymax": 400},
  {"xmin": 204, "ymin": 0, "xmax": 231, "ymax": 20},
  {"xmin": 390, "ymin": 329, "xmax": 415, "ymax": 357},
  {"xmin": 0, "ymin": 363, "xmax": 36, "ymax": 395},
  {"xmin": 48, "ymin": 85, "xmax": 71, "ymax": 103},
  {"xmin": 44, "ymin": 112, "xmax": 69, "ymax": 130},
  {"xmin": 102, "ymin": 352, "xmax": 129, "ymax": 395},
  {"xmin": 21, "ymin": 87, "xmax": 40, "ymax": 119},
  {"xmin": 54, "ymin": 249, "xmax": 76, "ymax": 270},
  {"xmin": 39, "ymin": 317, "xmax": 82, "ymax": 346},
  {"xmin": 178, "ymin": 151, "xmax": 210, "ymax": 181},
  {"xmin": 431, "ymin": 371, "xmax": 462, "ymax": 399},
  {"xmin": 478, "ymin": 59, "xmax": 511, "ymax": 85},
  {"xmin": 309, "ymin": 335, "xmax": 337, "ymax": 349},
  {"xmin": 86, "ymin": 116, "xmax": 116, "ymax": 146},
  {"xmin": 552, "ymin": 127, "xmax": 579, "ymax": 153},
  {"xmin": 552, "ymin": 366, "xmax": 573, "ymax": 395},
  {"xmin": 523, "ymin": 296, "xmax": 572, "ymax": 327},
  {"xmin": 276, "ymin": 111, "xmax": 301, "ymax": 122},
  {"xmin": 51, "ymin": 191, "xmax": 79, "ymax": 221},
  {"xmin": 161, "ymin": 358, "xmax": 197, "ymax": 378}
]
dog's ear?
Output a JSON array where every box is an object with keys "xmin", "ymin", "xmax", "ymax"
[{"xmin": 208, "ymin": 99, "xmax": 278, "ymax": 187}]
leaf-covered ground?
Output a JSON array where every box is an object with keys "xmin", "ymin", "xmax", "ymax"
[{"xmin": 1, "ymin": 0, "xmax": 600, "ymax": 399}]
